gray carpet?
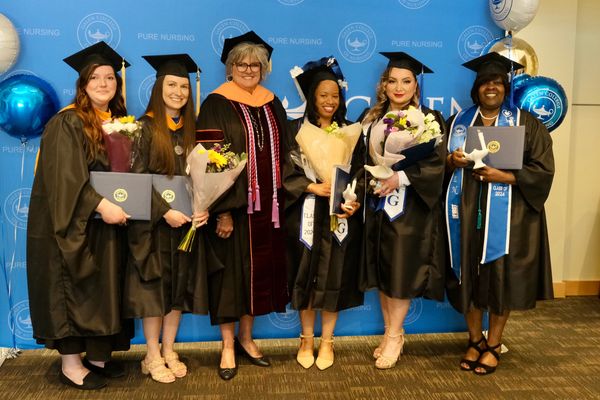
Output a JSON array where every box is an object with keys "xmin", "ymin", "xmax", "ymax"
[{"xmin": 0, "ymin": 297, "xmax": 599, "ymax": 399}]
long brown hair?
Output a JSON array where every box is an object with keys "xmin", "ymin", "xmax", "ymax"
[
  {"xmin": 362, "ymin": 66, "xmax": 420, "ymax": 124},
  {"xmin": 145, "ymin": 75, "xmax": 196, "ymax": 176},
  {"xmin": 73, "ymin": 63, "xmax": 126, "ymax": 162}
]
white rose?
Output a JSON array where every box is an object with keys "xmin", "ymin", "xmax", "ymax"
[{"xmin": 405, "ymin": 106, "xmax": 424, "ymax": 130}]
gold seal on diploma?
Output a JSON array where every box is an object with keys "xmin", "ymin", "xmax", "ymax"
[
  {"xmin": 487, "ymin": 140, "xmax": 500, "ymax": 154},
  {"xmin": 113, "ymin": 188, "xmax": 128, "ymax": 202},
  {"xmin": 162, "ymin": 189, "xmax": 176, "ymax": 203}
]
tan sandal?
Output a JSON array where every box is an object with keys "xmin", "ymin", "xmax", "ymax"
[
  {"xmin": 164, "ymin": 352, "xmax": 187, "ymax": 378},
  {"xmin": 141, "ymin": 357, "xmax": 176, "ymax": 383},
  {"xmin": 315, "ymin": 337, "xmax": 334, "ymax": 371},
  {"xmin": 373, "ymin": 326, "xmax": 388, "ymax": 359},
  {"xmin": 296, "ymin": 334, "xmax": 315, "ymax": 369},
  {"xmin": 375, "ymin": 330, "xmax": 405, "ymax": 370}
]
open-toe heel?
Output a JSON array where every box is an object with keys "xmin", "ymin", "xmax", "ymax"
[
  {"xmin": 296, "ymin": 334, "xmax": 315, "ymax": 369},
  {"xmin": 164, "ymin": 352, "xmax": 187, "ymax": 378},
  {"xmin": 141, "ymin": 357, "xmax": 176, "ymax": 384},
  {"xmin": 474, "ymin": 343, "xmax": 501, "ymax": 376},
  {"xmin": 460, "ymin": 336, "xmax": 487, "ymax": 371},
  {"xmin": 375, "ymin": 329, "xmax": 404, "ymax": 370},
  {"xmin": 373, "ymin": 326, "xmax": 388, "ymax": 360}
]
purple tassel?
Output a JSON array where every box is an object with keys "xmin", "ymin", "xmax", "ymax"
[
  {"xmin": 247, "ymin": 189, "xmax": 254, "ymax": 214},
  {"xmin": 272, "ymin": 196, "xmax": 280, "ymax": 228},
  {"xmin": 254, "ymin": 185, "xmax": 261, "ymax": 211}
]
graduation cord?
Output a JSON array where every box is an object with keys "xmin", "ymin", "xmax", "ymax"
[
  {"xmin": 477, "ymin": 182, "xmax": 483, "ymax": 230},
  {"xmin": 248, "ymin": 107, "xmax": 265, "ymax": 151}
]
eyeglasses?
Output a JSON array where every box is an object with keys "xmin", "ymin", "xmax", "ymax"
[{"xmin": 235, "ymin": 62, "xmax": 261, "ymax": 72}]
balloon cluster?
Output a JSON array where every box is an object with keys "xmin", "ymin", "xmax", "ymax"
[
  {"xmin": 0, "ymin": 13, "xmax": 59, "ymax": 143},
  {"xmin": 486, "ymin": 0, "xmax": 567, "ymax": 132}
]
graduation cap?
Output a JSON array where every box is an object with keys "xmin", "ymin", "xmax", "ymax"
[
  {"xmin": 220, "ymin": 30, "xmax": 273, "ymax": 64},
  {"xmin": 291, "ymin": 56, "xmax": 346, "ymax": 102},
  {"xmin": 379, "ymin": 51, "xmax": 433, "ymax": 75},
  {"xmin": 142, "ymin": 53, "xmax": 201, "ymax": 78},
  {"xmin": 142, "ymin": 53, "xmax": 202, "ymax": 116},
  {"xmin": 462, "ymin": 52, "xmax": 524, "ymax": 78},
  {"xmin": 63, "ymin": 41, "xmax": 130, "ymax": 75}
]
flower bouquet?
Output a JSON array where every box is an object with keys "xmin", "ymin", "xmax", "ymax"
[
  {"xmin": 366, "ymin": 106, "xmax": 442, "ymax": 180},
  {"xmin": 102, "ymin": 115, "xmax": 142, "ymax": 172},
  {"xmin": 178, "ymin": 142, "xmax": 247, "ymax": 252},
  {"xmin": 295, "ymin": 121, "xmax": 362, "ymax": 184}
]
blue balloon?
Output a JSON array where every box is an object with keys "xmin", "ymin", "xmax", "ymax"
[
  {"xmin": 514, "ymin": 75, "xmax": 568, "ymax": 133},
  {"xmin": 0, "ymin": 74, "xmax": 59, "ymax": 143},
  {"xmin": 512, "ymin": 73, "xmax": 532, "ymax": 92}
]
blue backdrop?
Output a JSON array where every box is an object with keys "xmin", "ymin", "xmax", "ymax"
[{"xmin": 0, "ymin": 0, "xmax": 500, "ymax": 349}]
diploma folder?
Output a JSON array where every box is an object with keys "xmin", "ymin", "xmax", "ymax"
[
  {"xmin": 152, "ymin": 174, "xmax": 193, "ymax": 216},
  {"xmin": 89, "ymin": 171, "xmax": 152, "ymax": 220},
  {"xmin": 329, "ymin": 165, "xmax": 352, "ymax": 215},
  {"xmin": 391, "ymin": 137, "xmax": 438, "ymax": 171},
  {"xmin": 465, "ymin": 126, "xmax": 525, "ymax": 170}
]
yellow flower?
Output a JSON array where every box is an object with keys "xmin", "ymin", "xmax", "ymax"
[
  {"xmin": 118, "ymin": 115, "xmax": 135, "ymax": 124},
  {"xmin": 207, "ymin": 149, "xmax": 227, "ymax": 168}
]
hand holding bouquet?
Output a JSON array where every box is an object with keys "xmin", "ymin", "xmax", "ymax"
[
  {"xmin": 178, "ymin": 142, "xmax": 247, "ymax": 252},
  {"xmin": 366, "ymin": 106, "xmax": 442, "ymax": 180},
  {"xmin": 102, "ymin": 115, "xmax": 142, "ymax": 172}
]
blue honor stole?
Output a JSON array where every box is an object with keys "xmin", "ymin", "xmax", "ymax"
[{"xmin": 445, "ymin": 103, "xmax": 519, "ymax": 281}]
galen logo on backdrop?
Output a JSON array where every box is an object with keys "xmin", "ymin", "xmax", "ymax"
[
  {"xmin": 211, "ymin": 19, "xmax": 249, "ymax": 57},
  {"xmin": 337, "ymin": 22, "xmax": 377, "ymax": 64},
  {"xmin": 77, "ymin": 13, "xmax": 121, "ymax": 48}
]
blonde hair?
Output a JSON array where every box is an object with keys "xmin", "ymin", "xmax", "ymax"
[
  {"xmin": 225, "ymin": 42, "xmax": 270, "ymax": 82},
  {"xmin": 363, "ymin": 66, "xmax": 420, "ymax": 124}
]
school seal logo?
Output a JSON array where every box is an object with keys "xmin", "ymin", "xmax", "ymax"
[
  {"xmin": 457, "ymin": 25, "xmax": 494, "ymax": 61},
  {"xmin": 113, "ymin": 188, "xmax": 128, "ymax": 203},
  {"xmin": 211, "ymin": 19, "xmax": 250, "ymax": 57},
  {"xmin": 404, "ymin": 298, "xmax": 423, "ymax": 325},
  {"xmin": 77, "ymin": 13, "xmax": 121, "ymax": 48},
  {"xmin": 337, "ymin": 23, "xmax": 377, "ymax": 64},
  {"xmin": 398, "ymin": 0, "xmax": 431, "ymax": 9},
  {"xmin": 267, "ymin": 304, "xmax": 301, "ymax": 330},
  {"xmin": 3, "ymin": 188, "xmax": 30, "ymax": 230},
  {"xmin": 162, "ymin": 190, "xmax": 176, "ymax": 203},
  {"xmin": 9, "ymin": 300, "xmax": 32, "ymax": 341}
]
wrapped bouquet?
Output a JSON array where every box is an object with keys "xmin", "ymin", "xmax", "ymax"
[
  {"xmin": 366, "ymin": 106, "xmax": 442, "ymax": 179},
  {"xmin": 178, "ymin": 142, "xmax": 247, "ymax": 252},
  {"xmin": 102, "ymin": 115, "xmax": 142, "ymax": 172}
]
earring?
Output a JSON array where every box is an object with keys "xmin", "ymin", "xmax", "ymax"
[{"xmin": 226, "ymin": 75, "xmax": 233, "ymax": 82}]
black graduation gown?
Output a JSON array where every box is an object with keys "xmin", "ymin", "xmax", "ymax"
[
  {"xmin": 196, "ymin": 93, "xmax": 289, "ymax": 325},
  {"xmin": 284, "ymin": 119, "xmax": 365, "ymax": 312},
  {"xmin": 26, "ymin": 109, "xmax": 130, "ymax": 352},
  {"xmin": 444, "ymin": 111, "xmax": 554, "ymax": 315},
  {"xmin": 122, "ymin": 115, "xmax": 208, "ymax": 318},
  {"xmin": 361, "ymin": 106, "xmax": 447, "ymax": 301}
]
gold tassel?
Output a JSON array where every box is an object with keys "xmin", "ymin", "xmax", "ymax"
[
  {"xmin": 267, "ymin": 58, "xmax": 272, "ymax": 73},
  {"xmin": 195, "ymin": 68, "xmax": 201, "ymax": 117},
  {"xmin": 121, "ymin": 58, "xmax": 126, "ymax": 107},
  {"xmin": 177, "ymin": 225, "xmax": 196, "ymax": 252},
  {"xmin": 330, "ymin": 215, "xmax": 337, "ymax": 232}
]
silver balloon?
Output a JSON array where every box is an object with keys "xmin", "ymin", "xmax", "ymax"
[
  {"xmin": 0, "ymin": 13, "xmax": 20, "ymax": 74},
  {"xmin": 485, "ymin": 36, "xmax": 539, "ymax": 76},
  {"xmin": 489, "ymin": 0, "xmax": 540, "ymax": 32}
]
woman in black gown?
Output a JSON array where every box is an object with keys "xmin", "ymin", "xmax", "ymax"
[
  {"xmin": 123, "ymin": 54, "xmax": 208, "ymax": 383},
  {"xmin": 195, "ymin": 31, "xmax": 289, "ymax": 380},
  {"xmin": 361, "ymin": 52, "xmax": 446, "ymax": 370},
  {"xmin": 284, "ymin": 57, "xmax": 364, "ymax": 370},
  {"xmin": 27, "ymin": 41, "xmax": 131, "ymax": 390},
  {"xmin": 445, "ymin": 52, "xmax": 554, "ymax": 375}
]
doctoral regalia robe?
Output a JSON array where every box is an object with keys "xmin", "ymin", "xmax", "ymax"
[
  {"xmin": 284, "ymin": 119, "xmax": 365, "ymax": 311},
  {"xmin": 361, "ymin": 106, "xmax": 447, "ymax": 301},
  {"xmin": 123, "ymin": 115, "xmax": 209, "ymax": 318},
  {"xmin": 445, "ymin": 111, "xmax": 554, "ymax": 314},
  {"xmin": 27, "ymin": 109, "xmax": 131, "ymax": 354},
  {"xmin": 196, "ymin": 84, "xmax": 289, "ymax": 325}
]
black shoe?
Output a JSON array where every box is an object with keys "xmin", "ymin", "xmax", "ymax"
[
  {"xmin": 459, "ymin": 336, "xmax": 487, "ymax": 371},
  {"xmin": 218, "ymin": 364, "xmax": 238, "ymax": 381},
  {"xmin": 234, "ymin": 337, "xmax": 271, "ymax": 367},
  {"xmin": 59, "ymin": 370, "xmax": 107, "ymax": 390},
  {"xmin": 473, "ymin": 343, "xmax": 501, "ymax": 376},
  {"xmin": 83, "ymin": 357, "xmax": 125, "ymax": 378}
]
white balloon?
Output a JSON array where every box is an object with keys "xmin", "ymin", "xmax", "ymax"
[
  {"xmin": 489, "ymin": 0, "xmax": 540, "ymax": 32},
  {"xmin": 0, "ymin": 13, "xmax": 20, "ymax": 74}
]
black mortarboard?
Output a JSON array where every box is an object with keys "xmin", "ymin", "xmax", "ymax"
[
  {"xmin": 63, "ymin": 41, "xmax": 130, "ymax": 75},
  {"xmin": 220, "ymin": 30, "xmax": 273, "ymax": 64},
  {"xmin": 292, "ymin": 56, "xmax": 346, "ymax": 102},
  {"xmin": 462, "ymin": 52, "xmax": 524, "ymax": 77},
  {"xmin": 142, "ymin": 54, "xmax": 200, "ymax": 78},
  {"xmin": 379, "ymin": 51, "xmax": 433, "ymax": 75}
]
